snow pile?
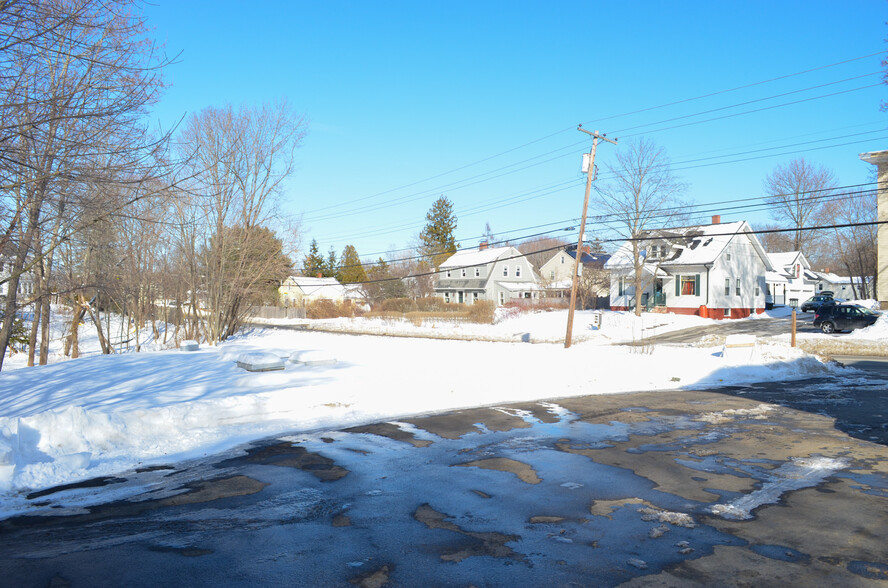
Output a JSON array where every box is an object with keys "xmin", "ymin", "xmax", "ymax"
[{"xmin": 851, "ymin": 312, "xmax": 888, "ymax": 341}]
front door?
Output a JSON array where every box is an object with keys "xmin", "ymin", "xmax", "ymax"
[{"xmin": 458, "ymin": 291, "xmax": 464, "ymax": 304}]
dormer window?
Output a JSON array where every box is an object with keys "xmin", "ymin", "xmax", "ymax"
[{"xmin": 650, "ymin": 245, "xmax": 659, "ymax": 259}]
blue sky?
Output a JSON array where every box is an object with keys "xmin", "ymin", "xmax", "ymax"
[{"xmin": 146, "ymin": 1, "xmax": 887, "ymax": 264}]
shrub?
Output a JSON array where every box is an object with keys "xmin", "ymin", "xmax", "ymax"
[
  {"xmin": 467, "ymin": 300, "xmax": 496, "ymax": 324},
  {"xmin": 306, "ymin": 299, "xmax": 339, "ymax": 319},
  {"xmin": 377, "ymin": 298, "xmax": 416, "ymax": 313}
]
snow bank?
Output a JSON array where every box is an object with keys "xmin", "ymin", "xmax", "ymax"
[{"xmin": 0, "ymin": 307, "xmax": 856, "ymax": 517}]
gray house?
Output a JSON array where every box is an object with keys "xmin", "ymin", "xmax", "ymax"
[{"xmin": 435, "ymin": 243, "xmax": 541, "ymax": 305}]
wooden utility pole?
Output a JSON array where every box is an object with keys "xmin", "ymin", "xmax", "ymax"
[{"xmin": 565, "ymin": 126, "xmax": 616, "ymax": 348}]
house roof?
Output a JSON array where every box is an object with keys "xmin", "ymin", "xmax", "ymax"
[
  {"xmin": 282, "ymin": 276, "xmax": 346, "ymax": 297},
  {"xmin": 605, "ymin": 221, "xmax": 772, "ymax": 270},
  {"xmin": 567, "ymin": 250, "xmax": 610, "ymax": 265},
  {"xmin": 768, "ymin": 251, "xmax": 810, "ymax": 270},
  {"xmin": 439, "ymin": 246, "xmax": 515, "ymax": 269}
]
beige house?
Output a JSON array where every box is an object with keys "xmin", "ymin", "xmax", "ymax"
[
  {"xmin": 279, "ymin": 276, "xmax": 346, "ymax": 307},
  {"xmin": 539, "ymin": 247, "xmax": 610, "ymax": 303}
]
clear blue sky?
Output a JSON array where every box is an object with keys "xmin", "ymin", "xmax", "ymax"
[{"xmin": 145, "ymin": 1, "xmax": 887, "ymax": 264}]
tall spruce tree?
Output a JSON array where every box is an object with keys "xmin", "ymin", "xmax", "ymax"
[
  {"xmin": 325, "ymin": 247, "xmax": 339, "ymax": 278},
  {"xmin": 338, "ymin": 244, "xmax": 366, "ymax": 283},
  {"xmin": 419, "ymin": 195, "xmax": 458, "ymax": 269},
  {"xmin": 303, "ymin": 239, "xmax": 326, "ymax": 277}
]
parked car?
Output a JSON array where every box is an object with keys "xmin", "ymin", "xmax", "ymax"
[
  {"xmin": 813, "ymin": 304, "xmax": 881, "ymax": 334},
  {"xmin": 800, "ymin": 294, "xmax": 834, "ymax": 312}
]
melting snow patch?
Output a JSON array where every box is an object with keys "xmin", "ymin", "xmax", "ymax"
[
  {"xmin": 638, "ymin": 507, "xmax": 697, "ymax": 528},
  {"xmin": 696, "ymin": 404, "xmax": 774, "ymax": 424},
  {"xmin": 710, "ymin": 456, "xmax": 849, "ymax": 520},
  {"xmin": 560, "ymin": 482, "xmax": 583, "ymax": 490}
]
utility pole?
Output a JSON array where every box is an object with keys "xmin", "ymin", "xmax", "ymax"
[{"xmin": 565, "ymin": 125, "xmax": 617, "ymax": 348}]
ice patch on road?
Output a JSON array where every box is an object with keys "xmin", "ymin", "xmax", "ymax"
[{"xmin": 710, "ymin": 456, "xmax": 849, "ymax": 520}]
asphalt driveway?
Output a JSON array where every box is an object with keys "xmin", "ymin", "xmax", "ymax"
[{"xmin": 2, "ymin": 388, "xmax": 887, "ymax": 587}]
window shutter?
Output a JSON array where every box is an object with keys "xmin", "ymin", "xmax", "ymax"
[
  {"xmin": 694, "ymin": 274, "xmax": 700, "ymax": 296},
  {"xmin": 675, "ymin": 276, "xmax": 680, "ymax": 296}
]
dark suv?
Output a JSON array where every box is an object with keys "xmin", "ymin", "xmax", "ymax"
[
  {"xmin": 813, "ymin": 304, "xmax": 881, "ymax": 334},
  {"xmin": 800, "ymin": 294, "xmax": 834, "ymax": 312}
]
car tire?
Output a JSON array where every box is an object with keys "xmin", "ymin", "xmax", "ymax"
[{"xmin": 820, "ymin": 321, "xmax": 836, "ymax": 334}]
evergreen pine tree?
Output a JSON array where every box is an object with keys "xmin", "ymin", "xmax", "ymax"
[
  {"xmin": 303, "ymin": 238, "xmax": 326, "ymax": 277},
  {"xmin": 324, "ymin": 247, "xmax": 339, "ymax": 278},
  {"xmin": 338, "ymin": 244, "xmax": 367, "ymax": 283},
  {"xmin": 419, "ymin": 195, "xmax": 458, "ymax": 268}
]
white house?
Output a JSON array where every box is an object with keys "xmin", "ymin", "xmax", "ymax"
[
  {"xmin": 435, "ymin": 243, "xmax": 541, "ymax": 305},
  {"xmin": 812, "ymin": 271, "xmax": 872, "ymax": 301},
  {"xmin": 0, "ymin": 250, "xmax": 35, "ymax": 300},
  {"xmin": 279, "ymin": 276, "xmax": 347, "ymax": 307},
  {"xmin": 765, "ymin": 251, "xmax": 817, "ymax": 308},
  {"xmin": 605, "ymin": 217, "xmax": 772, "ymax": 319}
]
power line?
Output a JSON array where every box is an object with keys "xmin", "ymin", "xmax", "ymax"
[{"xmin": 301, "ymin": 52, "xmax": 883, "ymax": 223}]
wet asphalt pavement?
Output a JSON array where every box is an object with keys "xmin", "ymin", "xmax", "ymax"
[{"xmin": 2, "ymin": 379, "xmax": 888, "ymax": 587}]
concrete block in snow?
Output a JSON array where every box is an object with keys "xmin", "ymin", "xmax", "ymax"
[
  {"xmin": 237, "ymin": 352, "xmax": 285, "ymax": 372},
  {"xmin": 289, "ymin": 349, "xmax": 337, "ymax": 366}
]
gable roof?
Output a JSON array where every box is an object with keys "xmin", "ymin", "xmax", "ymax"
[
  {"xmin": 439, "ymin": 246, "xmax": 516, "ymax": 269},
  {"xmin": 767, "ymin": 251, "xmax": 810, "ymax": 271},
  {"xmin": 605, "ymin": 221, "xmax": 772, "ymax": 270}
]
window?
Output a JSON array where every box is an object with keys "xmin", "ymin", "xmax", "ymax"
[
  {"xmin": 650, "ymin": 245, "xmax": 659, "ymax": 259},
  {"xmin": 446, "ymin": 270, "xmax": 451, "ymax": 278},
  {"xmin": 473, "ymin": 292, "xmax": 479, "ymax": 301},
  {"xmin": 618, "ymin": 277, "xmax": 625, "ymax": 296},
  {"xmin": 724, "ymin": 278, "xmax": 730, "ymax": 296},
  {"xmin": 676, "ymin": 274, "xmax": 700, "ymax": 296},
  {"xmin": 755, "ymin": 286, "xmax": 760, "ymax": 296},
  {"xmin": 735, "ymin": 279, "xmax": 740, "ymax": 296},
  {"xmin": 475, "ymin": 267, "xmax": 480, "ymax": 277},
  {"xmin": 516, "ymin": 265, "xmax": 521, "ymax": 278},
  {"xmin": 503, "ymin": 265, "xmax": 509, "ymax": 277},
  {"xmin": 444, "ymin": 292, "xmax": 451, "ymax": 303},
  {"xmin": 726, "ymin": 252, "xmax": 732, "ymax": 261},
  {"xmin": 498, "ymin": 291, "xmax": 505, "ymax": 305},
  {"xmin": 461, "ymin": 268, "xmax": 466, "ymax": 277},
  {"xmin": 561, "ymin": 256, "xmax": 565, "ymax": 264},
  {"xmin": 550, "ymin": 270, "xmax": 555, "ymax": 280},
  {"xmin": 724, "ymin": 308, "xmax": 731, "ymax": 317}
]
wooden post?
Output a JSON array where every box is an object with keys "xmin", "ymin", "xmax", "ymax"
[{"xmin": 791, "ymin": 308, "xmax": 797, "ymax": 347}]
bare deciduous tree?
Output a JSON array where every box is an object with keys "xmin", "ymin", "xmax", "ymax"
[
  {"xmin": 763, "ymin": 157, "xmax": 837, "ymax": 255},
  {"xmin": 594, "ymin": 138, "xmax": 687, "ymax": 316},
  {"xmin": 174, "ymin": 101, "xmax": 306, "ymax": 342},
  {"xmin": 0, "ymin": 0, "xmax": 172, "ymax": 370}
]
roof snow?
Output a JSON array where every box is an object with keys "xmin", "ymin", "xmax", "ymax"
[
  {"xmin": 606, "ymin": 221, "xmax": 765, "ymax": 268},
  {"xmin": 440, "ymin": 246, "xmax": 515, "ymax": 268}
]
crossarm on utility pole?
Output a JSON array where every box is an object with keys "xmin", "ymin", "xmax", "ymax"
[{"xmin": 565, "ymin": 125, "xmax": 617, "ymax": 349}]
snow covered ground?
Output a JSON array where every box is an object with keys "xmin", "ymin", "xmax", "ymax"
[{"xmin": 0, "ymin": 305, "xmax": 885, "ymax": 519}]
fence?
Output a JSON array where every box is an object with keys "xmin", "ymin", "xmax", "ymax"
[{"xmin": 250, "ymin": 306, "xmax": 306, "ymax": 320}]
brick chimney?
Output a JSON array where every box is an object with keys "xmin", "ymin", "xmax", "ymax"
[
  {"xmin": 479, "ymin": 240, "xmax": 488, "ymax": 251},
  {"xmin": 711, "ymin": 215, "xmax": 721, "ymax": 224},
  {"xmin": 317, "ymin": 273, "xmax": 323, "ymax": 278}
]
